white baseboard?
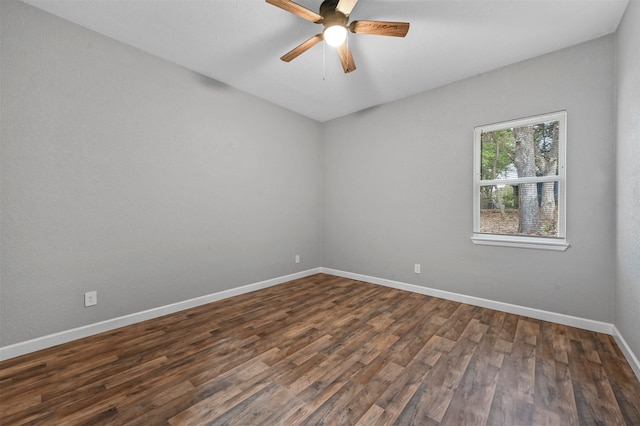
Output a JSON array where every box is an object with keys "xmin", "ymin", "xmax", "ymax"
[
  {"xmin": 612, "ymin": 326, "xmax": 640, "ymax": 381},
  {"xmin": 320, "ymin": 267, "xmax": 614, "ymax": 334},
  {"xmin": 0, "ymin": 268, "xmax": 321, "ymax": 361},
  {"xmin": 320, "ymin": 268, "xmax": 640, "ymax": 381}
]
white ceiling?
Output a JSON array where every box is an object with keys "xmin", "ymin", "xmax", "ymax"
[{"xmin": 22, "ymin": 0, "xmax": 629, "ymax": 122}]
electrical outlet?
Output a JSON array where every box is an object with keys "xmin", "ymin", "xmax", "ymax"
[
  {"xmin": 295, "ymin": 254, "xmax": 300, "ymax": 264},
  {"xmin": 85, "ymin": 291, "xmax": 97, "ymax": 307},
  {"xmin": 414, "ymin": 264, "xmax": 421, "ymax": 274}
]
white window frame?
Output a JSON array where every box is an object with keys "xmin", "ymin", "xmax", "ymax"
[{"xmin": 472, "ymin": 111, "xmax": 569, "ymax": 251}]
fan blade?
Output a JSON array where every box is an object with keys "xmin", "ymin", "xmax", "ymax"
[
  {"xmin": 337, "ymin": 43, "xmax": 356, "ymax": 73},
  {"xmin": 266, "ymin": 0, "xmax": 323, "ymax": 23},
  {"xmin": 280, "ymin": 34, "xmax": 323, "ymax": 62},
  {"xmin": 349, "ymin": 20, "xmax": 410, "ymax": 37},
  {"xmin": 336, "ymin": 0, "xmax": 358, "ymax": 16}
]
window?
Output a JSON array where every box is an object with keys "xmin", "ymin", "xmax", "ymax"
[{"xmin": 472, "ymin": 111, "xmax": 568, "ymax": 251}]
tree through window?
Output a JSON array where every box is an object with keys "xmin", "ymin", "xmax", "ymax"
[{"xmin": 472, "ymin": 112, "xmax": 568, "ymax": 251}]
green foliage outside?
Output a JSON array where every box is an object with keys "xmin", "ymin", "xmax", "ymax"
[{"xmin": 479, "ymin": 121, "xmax": 559, "ymax": 236}]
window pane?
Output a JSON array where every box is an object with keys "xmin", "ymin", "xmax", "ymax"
[
  {"xmin": 479, "ymin": 184, "xmax": 559, "ymax": 237},
  {"xmin": 473, "ymin": 111, "xmax": 567, "ymax": 249},
  {"xmin": 480, "ymin": 120, "xmax": 560, "ymax": 181}
]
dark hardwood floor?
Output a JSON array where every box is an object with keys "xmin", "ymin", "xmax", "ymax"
[{"xmin": 1, "ymin": 273, "xmax": 639, "ymax": 425}]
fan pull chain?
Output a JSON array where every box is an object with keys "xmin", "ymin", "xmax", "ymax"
[{"xmin": 322, "ymin": 41, "xmax": 326, "ymax": 81}]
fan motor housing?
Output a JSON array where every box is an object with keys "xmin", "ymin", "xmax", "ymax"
[{"xmin": 320, "ymin": 0, "xmax": 348, "ymax": 28}]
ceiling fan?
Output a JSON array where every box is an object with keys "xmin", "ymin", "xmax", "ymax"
[{"xmin": 266, "ymin": 0, "xmax": 410, "ymax": 73}]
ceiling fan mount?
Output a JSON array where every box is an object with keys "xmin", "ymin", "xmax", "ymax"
[
  {"xmin": 319, "ymin": 0, "xmax": 348, "ymax": 23},
  {"xmin": 266, "ymin": 0, "xmax": 410, "ymax": 73}
]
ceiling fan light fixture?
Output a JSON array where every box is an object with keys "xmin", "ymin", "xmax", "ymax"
[
  {"xmin": 323, "ymin": 25, "xmax": 347, "ymax": 47},
  {"xmin": 267, "ymin": 0, "xmax": 409, "ymax": 73}
]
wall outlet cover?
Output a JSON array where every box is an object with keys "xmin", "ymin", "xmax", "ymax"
[{"xmin": 84, "ymin": 291, "xmax": 97, "ymax": 307}]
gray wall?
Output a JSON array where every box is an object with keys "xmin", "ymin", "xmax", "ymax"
[
  {"xmin": 323, "ymin": 36, "xmax": 616, "ymax": 323},
  {"xmin": 615, "ymin": 1, "xmax": 640, "ymax": 360},
  {"xmin": 0, "ymin": 0, "xmax": 322, "ymax": 346}
]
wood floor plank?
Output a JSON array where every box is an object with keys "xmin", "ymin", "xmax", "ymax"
[
  {"xmin": 1, "ymin": 273, "xmax": 639, "ymax": 425},
  {"xmin": 554, "ymin": 360, "xmax": 581, "ymax": 424},
  {"xmin": 374, "ymin": 368, "xmax": 430, "ymax": 424},
  {"xmin": 440, "ymin": 317, "xmax": 502, "ymax": 426}
]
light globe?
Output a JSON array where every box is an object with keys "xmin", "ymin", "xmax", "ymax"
[{"xmin": 323, "ymin": 25, "xmax": 347, "ymax": 47}]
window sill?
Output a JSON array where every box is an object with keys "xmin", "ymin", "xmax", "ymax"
[{"xmin": 471, "ymin": 233, "xmax": 569, "ymax": 251}]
